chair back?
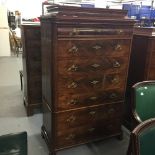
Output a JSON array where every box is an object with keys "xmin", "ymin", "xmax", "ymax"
[
  {"xmin": 128, "ymin": 118, "xmax": 155, "ymax": 155},
  {"xmin": 132, "ymin": 81, "xmax": 155, "ymax": 122},
  {"xmin": 0, "ymin": 131, "xmax": 27, "ymax": 155}
]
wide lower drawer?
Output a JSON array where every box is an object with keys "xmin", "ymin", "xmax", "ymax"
[
  {"xmin": 55, "ymin": 119, "xmax": 121, "ymax": 149},
  {"xmin": 57, "ymin": 88, "xmax": 124, "ymax": 111},
  {"xmin": 58, "ymin": 72, "xmax": 126, "ymax": 94},
  {"xmin": 56, "ymin": 102, "xmax": 122, "ymax": 131},
  {"xmin": 57, "ymin": 56, "xmax": 128, "ymax": 78},
  {"xmin": 57, "ymin": 39, "xmax": 131, "ymax": 58}
]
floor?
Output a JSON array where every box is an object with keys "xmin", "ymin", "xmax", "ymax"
[{"xmin": 0, "ymin": 56, "xmax": 130, "ymax": 155}]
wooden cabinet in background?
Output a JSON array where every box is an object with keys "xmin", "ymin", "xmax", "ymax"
[
  {"xmin": 41, "ymin": 5, "xmax": 135, "ymax": 155},
  {"xmin": 21, "ymin": 24, "xmax": 42, "ymax": 116},
  {"xmin": 125, "ymin": 27, "xmax": 155, "ymax": 129}
]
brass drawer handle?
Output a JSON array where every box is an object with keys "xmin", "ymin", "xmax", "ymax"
[
  {"xmin": 67, "ymin": 64, "xmax": 78, "ymax": 72},
  {"xmin": 89, "ymin": 111, "xmax": 96, "ymax": 115},
  {"xmin": 90, "ymin": 80, "xmax": 99, "ymax": 85},
  {"xmin": 88, "ymin": 128, "xmax": 95, "ymax": 132},
  {"xmin": 67, "ymin": 115, "xmax": 76, "ymax": 123},
  {"xmin": 68, "ymin": 82, "xmax": 78, "ymax": 88},
  {"xmin": 68, "ymin": 99, "xmax": 78, "ymax": 105},
  {"xmin": 111, "ymin": 77, "xmax": 119, "ymax": 84},
  {"xmin": 114, "ymin": 44, "xmax": 122, "ymax": 51},
  {"xmin": 109, "ymin": 93, "xmax": 117, "ymax": 99},
  {"xmin": 68, "ymin": 46, "xmax": 78, "ymax": 54},
  {"xmin": 65, "ymin": 133, "xmax": 75, "ymax": 140},
  {"xmin": 92, "ymin": 45, "xmax": 102, "ymax": 50},
  {"xmin": 91, "ymin": 64, "xmax": 100, "ymax": 68},
  {"xmin": 89, "ymin": 96, "xmax": 98, "ymax": 100},
  {"xmin": 113, "ymin": 61, "xmax": 121, "ymax": 68}
]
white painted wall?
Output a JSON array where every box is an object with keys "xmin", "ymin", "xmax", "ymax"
[{"xmin": 0, "ymin": 5, "xmax": 10, "ymax": 57}]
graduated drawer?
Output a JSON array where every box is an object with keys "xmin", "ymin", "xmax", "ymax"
[
  {"xmin": 58, "ymin": 56, "xmax": 128, "ymax": 78},
  {"xmin": 25, "ymin": 28, "xmax": 40, "ymax": 40},
  {"xmin": 56, "ymin": 103, "xmax": 122, "ymax": 131},
  {"xmin": 55, "ymin": 119, "xmax": 121, "ymax": 149},
  {"xmin": 58, "ymin": 72, "xmax": 126, "ymax": 94},
  {"xmin": 57, "ymin": 39, "xmax": 131, "ymax": 58},
  {"xmin": 56, "ymin": 88, "xmax": 124, "ymax": 111}
]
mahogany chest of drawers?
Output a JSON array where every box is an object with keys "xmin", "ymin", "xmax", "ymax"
[
  {"xmin": 125, "ymin": 27, "xmax": 155, "ymax": 129},
  {"xmin": 40, "ymin": 5, "xmax": 135, "ymax": 155},
  {"xmin": 21, "ymin": 24, "xmax": 42, "ymax": 116}
]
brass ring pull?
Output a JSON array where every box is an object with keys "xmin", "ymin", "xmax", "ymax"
[
  {"xmin": 113, "ymin": 61, "xmax": 121, "ymax": 68},
  {"xmin": 89, "ymin": 96, "xmax": 98, "ymax": 100},
  {"xmin": 68, "ymin": 99, "xmax": 78, "ymax": 105},
  {"xmin": 88, "ymin": 128, "xmax": 95, "ymax": 132},
  {"xmin": 90, "ymin": 80, "xmax": 99, "ymax": 85},
  {"xmin": 68, "ymin": 82, "xmax": 78, "ymax": 88},
  {"xmin": 92, "ymin": 45, "xmax": 102, "ymax": 50},
  {"xmin": 68, "ymin": 45, "xmax": 78, "ymax": 54},
  {"xmin": 67, "ymin": 64, "xmax": 78, "ymax": 72},
  {"xmin": 91, "ymin": 64, "xmax": 100, "ymax": 68},
  {"xmin": 65, "ymin": 133, "xmax": 75, "ymax": 140},
  {"xmin": 66, "ymin": 115, "xmax": 76, "ymax": 123}
]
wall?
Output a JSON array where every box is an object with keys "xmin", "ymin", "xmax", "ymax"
[{"xmin": 0, "ymin": 5, "xmax": 10, "ymax": 57}]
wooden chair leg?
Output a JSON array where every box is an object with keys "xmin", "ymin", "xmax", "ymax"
[{"xmin": 19, "ymin": 70, "xmax": 23, "ymax": 91}]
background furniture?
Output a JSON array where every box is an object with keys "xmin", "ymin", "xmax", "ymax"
[
  {"xmin": 0, "ymin": 131, "xmax": 27, "ymax": 155},
  {"xmin": 131, "ymin": 81, "xmax": 155, "ymax": 129},
  {"xmin": 127, "ymin": 118, "xmax": 155, "ymax": 155},
  {"xmin": 21, "ymin": 24, "xmax": 42, "ymax": 116},
  {"xmin": 125, "ymin": 27, "xmax": 155, "ymax": 130},
  {"xmin": 41, "ymin": 5, "xmax": 135, "ymax": 155}
]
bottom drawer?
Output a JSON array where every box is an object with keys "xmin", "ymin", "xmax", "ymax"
[{"xmin": 55, "ymin": 119, "xmax": 121, "ymax": 149}]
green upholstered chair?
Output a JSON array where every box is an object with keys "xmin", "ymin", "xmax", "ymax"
[
  {"xmin": 131, "ymin": 81, "xmax": 155, "ymax": 129},
  {"xmin": 0, "ymin": 131, "xmax": 27, "ymax": 155},
  {"xmin": 127, "ymin": 118, "xmax": 155, "ymax": 155}
]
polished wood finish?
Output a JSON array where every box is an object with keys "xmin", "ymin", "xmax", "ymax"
[
  {"xmin": 41, "ymin": 5, "xmax": 135, "ymax": 155},
  {"xmin": 125, "ymin": 27, "xmax": 155, "ymax": 130},
  {"xmin": 21, "ymin": 24, "xmax": 42, "ymax": 116}
]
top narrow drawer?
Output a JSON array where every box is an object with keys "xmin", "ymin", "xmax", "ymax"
[{"xmin": 58, "ymin": 27, "xmax": 133, "ymax": 37}]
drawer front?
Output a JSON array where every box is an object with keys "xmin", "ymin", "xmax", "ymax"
[
  {"xmin": 25, "ymin": 28, "xmax": 40, "ymax": 40},
  {"xmin": 57, "ymin": 88, "xmax": 124, "ymax": 111},
  {"xmin": 58, "ymin": 72, "xmax": 126, "ymax": 94},
  {"xmin": 57, "ymin": 39, "xmax": 131, "ymax": 58},
  {"xmin": 56, "ymin": 103, "xmax": 122, "ymax": 131},
  {"xmin": 55, "ymin": 119, "xmax": 121, "ymax": 148},
  {"xmin": 58, "ymin": 27, "xmax": 133, "ymax": 37},
  {"xmin": 58, "ymin": 57, "xmax": 128, "ymax": 77}
]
